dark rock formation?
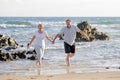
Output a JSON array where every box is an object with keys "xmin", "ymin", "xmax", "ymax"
[
  {"xmin": 27, "ymin": 54, "xmax": 37, "ymax": 60},
  {"xmin": 17, "ymin": 51, "xmax": 27, "ymax": 59},
  {"xmin": 11, "ymin": 53, "xmax": 19, "ymax": 60},
  {"xmin": 8, "ymin": 37, "xmax": 19, "ymax": 46},
  {"xmin": 0, "ymin": 34, "xmax": 19, "ymax": 47},
  {"xmin": 76, "ymin": 21, "xmax": 110, "ymax": 42}
]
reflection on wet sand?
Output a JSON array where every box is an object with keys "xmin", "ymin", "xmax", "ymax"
[
  {"xmin": 66, "ymin": 66, "xmax": 71, "ymax": 74},
  {"xmin": 36, "ymin": 66, "xmax": 41, "ymax": 75}
]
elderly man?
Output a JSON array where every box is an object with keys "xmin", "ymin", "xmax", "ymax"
[{"xmin": 53, "ymin": 19, "xmax": 89, "ymax": 66}]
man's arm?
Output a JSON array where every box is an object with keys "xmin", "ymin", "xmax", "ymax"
[
  {"xmin": 53, "ymin": 34, "xmax": 61, "ymax": 43},
  {"xmin": 80, "ymin": 31, "xmax": 90, "ymax": 40},
  {"xmin": 76, "ymin": 26, "xmax": 89, "ymax": 40}
]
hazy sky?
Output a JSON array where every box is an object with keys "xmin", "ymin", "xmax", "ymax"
[{"xmin": 0, "ymin": 0, "xmax": 120, "ymax": 17}]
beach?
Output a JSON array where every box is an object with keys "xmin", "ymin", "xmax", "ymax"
[
  {"xmin": 0, "ymin": 17, "xmax": 120, "ymax": 80},
  {"xmin": 1, "ymin": 72, "xmax": 120, "ymax": 80}
]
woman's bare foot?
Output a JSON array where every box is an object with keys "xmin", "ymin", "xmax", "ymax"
[{"xmin": 36, "ymin": 61, "xmax": 41, "ymax": 66}]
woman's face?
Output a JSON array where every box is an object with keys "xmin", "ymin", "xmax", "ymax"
[{"xmin": 38, "ymin": 24, "xmax": 44, "ymax": 31}]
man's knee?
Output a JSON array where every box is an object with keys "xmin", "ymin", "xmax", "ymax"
[{"xmin": 70, "ymin": 53, "xmax": 74, "ymax": 57}]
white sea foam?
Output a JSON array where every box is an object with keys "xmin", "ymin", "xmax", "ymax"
[{"xmin": 0, "ymin": 24, "xmax": 27, "ymax": 28}]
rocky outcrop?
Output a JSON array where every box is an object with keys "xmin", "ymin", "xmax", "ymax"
[
  {"xmin": 0, "ymin": 34, "xmax": 37, "ymax": 61},
  {"xmin": 0, "ymin": 34, "xmax": 25, "ymax": 61},
  {"xmin": 0, "ymin": 34, "xmax": 18, "ymax": 47},
  {"xmin": 0, "ymin": 49, "xmax": 28, "ymax": 61},
  {"xmin": 76, "ymin": 21, "xmax": 110, "ymax": 42}
]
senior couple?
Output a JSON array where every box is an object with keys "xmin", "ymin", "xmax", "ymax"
[{"xmin": 27, "ymin": 19, "xmax": 89, "ymax": 66}]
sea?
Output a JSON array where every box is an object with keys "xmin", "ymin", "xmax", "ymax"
[{"xmin": 0, "ymin": 17, "xmax": 120, "ymax": 75}]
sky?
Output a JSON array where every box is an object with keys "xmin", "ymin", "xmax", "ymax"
[{"xmin": 0, "ymin": 0, "xmax": 120, "ymax": 17}]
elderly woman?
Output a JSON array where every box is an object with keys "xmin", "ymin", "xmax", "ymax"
[{"xmin": 27, "ymin": 24, "xmax": 53, "ymax": 66}]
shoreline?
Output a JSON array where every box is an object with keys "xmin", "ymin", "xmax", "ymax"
[
  {"xmin": 0, "ymin": 60, "xmax": 120, "ymax": 76},
  {"xmin": 0, "ymin": 71, "xmax": 120, "ymax": 80}
]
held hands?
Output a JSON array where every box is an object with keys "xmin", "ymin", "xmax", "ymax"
[{"xmin": 51, "ymin": 40, "xmax": 55, "ymax": 44}]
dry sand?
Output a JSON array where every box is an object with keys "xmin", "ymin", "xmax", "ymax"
[{"xmin": 0, "ymin": 72, "xmax": 120, "ymax": 80}]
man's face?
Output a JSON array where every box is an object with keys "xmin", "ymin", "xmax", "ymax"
[{"xmin": 66, "ymin": 21, "xmax": 71, "ymax": 27}]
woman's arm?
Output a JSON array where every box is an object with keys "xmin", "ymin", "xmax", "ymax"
[
  {"xmin": 27, "ymin": 35, "xmax": 36, "ymax": 49},
  {"xmin": 46, "ymin": 34, "xmax": 53, "ymax": 43}
]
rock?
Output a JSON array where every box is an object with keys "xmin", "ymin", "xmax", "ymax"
[
  {"xmin": 27, "ymin": 49, "xmax": 37, "ymax": 60},
  {"xmin": 0, "ymin": 34, "xmax": 20, "ymax": 61},
  {"xmin": 76, "ymin": 21, "xmax": 110, "ymax": 42},
  {"xmin": 8, "ymin": 37, "xmax": 19, "ymax": 46},
  {"xmin": 26, "ymin": 49, "xmax": 36, "ymax": 54},
  {"xmin": 0, "ymin": 34, "xmax": 3, "ymax": 38},
  {"xmin": 26, "ymin": 50, "xmax": 33, "ymax": 54},
  {"xmin": 27, "ymin": 54, "xmax": 37, "ymax": 60},
  {"xmin": 0, "ymin": 38, "xmax": 8, "ymax": 46},
  {"xmin": 6, "ymin": 53, "xmax": 13, "ymax": 61},
  {"xmin": 105, "ymin": 67, "xmax": 110, "ymax": 69},
  {"xmin": 19, "ymin": 45, "xmax": 24, "ymax": 47},
  {"xmin": 0, "ymin": 34, "xmax": 19, "ymax": 47},
  {"xmin": 33, "ymin": 49, "xmax": 37, "ymax": 54},
  {"xmin": 118, "ymin": 67, "xmax": 120, "ymax": 69},
  {"xmin": 95, "ymin": 32, "xmax": 110, "ymax": 40},
  {"xmin": 17, "ymin": 51, "xmax": 27, "ymax": 59},
  {"xmin": 27, "ymin": 50, "xmax": 34, "ymax": 54},
  {"xmin": 0, "ymin": 49, "xmax": 4, "ymax": 53},
  {"xmin": 0, "ymin": 50, "xmax": 7, "ymax": 61},
  {"xmin": 11, "ymin": 53, "xmax": 19, "ymax": 60}
]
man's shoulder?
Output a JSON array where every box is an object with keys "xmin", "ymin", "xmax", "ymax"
[
  {"xmin": 61, "ymin": 27, "xmax": 66, "ymax": 30},
  {"xmin": 71, "ymin": 25, "xmax": 77, "ymax": 29},
  {"xmin": 72, "ymin": 25, "xmax": 77, "ymax": 27}
]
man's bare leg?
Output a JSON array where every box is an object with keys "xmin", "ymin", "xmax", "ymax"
[
  {"xmin": 66, "ymin": 53, "xmax": 70, "ymax": 66},
  {"xmin": 66, "ymin": 53, "xmax": 75, "ymax": 66},
  {"xmin": 69, "ymin": 53, "xmax": 74, "ymax": 58}
]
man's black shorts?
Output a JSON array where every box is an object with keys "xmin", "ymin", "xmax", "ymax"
[{"xmin": 64, "ymin": 42, "xmax": 75, "ymax": 53}]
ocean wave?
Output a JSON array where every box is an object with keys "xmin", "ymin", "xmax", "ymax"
[
  {"xmin": 91, "ymin": 20, "xmax": 120, "ymax": 25},
  {"xmin": 30, "ymin": 21, "xmax": 67, "ymax": 27},
  {"xmin": 0, "ymin": 21, "xmax": 66, "ymax": 28},
  {"xmin": 92, "ymin": 24, "xmax": 120, "ymax": 28},
  {"xmin": 5, "ymin": 21, "xmax": 31, "ymax": 25},
  {"xmin": 0, "ymin": 24, "xmax": 28, "ymax": 28},
  {"xmin": 1, "ymin": 20, "xmax": 120, "ymax": 29}
]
